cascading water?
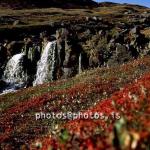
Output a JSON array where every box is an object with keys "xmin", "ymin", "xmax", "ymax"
[
  {"xmin": 1, "ymin": 53, "xmax": 28, "ymax": 94},
  {"xmin": 79, "ymin": 53, "xmax": 82, "ymax": 74},
  {"xmin": 33, "ymin": 41, "xmax": 57, "ymax": 86}
]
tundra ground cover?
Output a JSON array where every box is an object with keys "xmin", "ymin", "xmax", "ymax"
[
  {"xmin": 1, "ymin": 56, "xmax": 150, "ymax": 149},
  {"xmin": 34, "ymin": 69, "xmax": 150, "ymax": 150}
]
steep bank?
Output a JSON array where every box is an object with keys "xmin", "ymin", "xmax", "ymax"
[
  {"xmin": 1, "ymin": 56, "xmax": 150, "ymax": 148},
  {"xmin": 0, "ymin": 4, "xmax": 150, "ymax": 93}
]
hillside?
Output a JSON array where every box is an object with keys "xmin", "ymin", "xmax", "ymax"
[
  {"xmin": 0, "ymin": 1, "xmax": 150, "ymax": 149},
  {"xmin": 0, "ymin": 0, "xmax": 98, "ymax": 9},
  {"xmin": 1, "ymin": 56, "xmax": 150, "ymax": 149}
]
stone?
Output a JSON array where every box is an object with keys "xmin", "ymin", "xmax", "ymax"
[
  {"xmin": 85, "ymin": 16, "xmax": 89, "ymax": 21},
  {"xmin": 0, "ymin": 44, "xmax": 7, "ymax": 62},
  {"xmin": 13, "ymin": 20, "xmax": 20, "ymax": 26},
  {"xmin": 92, "ymin": 16, "xmax": 98, "ymax": 21},
  {"xmin": 107, "ymin": 44, "xmax": 132, "ymax": 66},
  {"xmin": 130, "ymin": 27, "xmax": 140, "ymax": 35},
  {"xmin": 148, "ymin": 42, "xmax": 150, "ymax": 49},
  {"xmin": 63, "ymin": 68, "xmax": 73, "ymax": 79},
  {"xmin": 89, "ymin": 50, "xmax": 102, "ymax": 68},
  {"xmin": 0, "ymin": 80, "xmax": 6, "ymax": 91},
  {"xmin": 5, "ymin": 41, "xmax": 24, "ymax": 56}
]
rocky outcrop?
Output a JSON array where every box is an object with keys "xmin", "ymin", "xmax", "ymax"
[
  {"xmin": 1, "ymin": 24, "xmax": 150, "ymax": 86},
  {"xmin": 0, "ymin": 44, "xmax": 7, "ymax": 77},
  {"xmin": 107, "ymin": 44, "xmax": 132, "ymax": 66},
  {"xmin": 0, "ymin": 80, "xmax": 6, "ymax": 92},
  {"xmin": 0, "ymin": 11, "xmax": 150, "ymax": 89},
  {"xmin": 56, "ymin": 28, "xmax": 81, "ymax": 79}
]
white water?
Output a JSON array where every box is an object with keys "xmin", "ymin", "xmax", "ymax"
[
  {"xmin": 79, "ymin": 53, "xmax": 82, "ymax": 74},
  {"xmin": 33, "ymin": 41, "xmax": 57, "ymax": 86},
  {"xmin": 3, "ymin": 53, "xmax": 28, "ymax": 84},
  {"xmin": 0, "ymin": 87, "xmax": 17, "ymax": 95},
  {"xmin": 1, "ymin": 53, "xmax": 28, "ymax": 94}
]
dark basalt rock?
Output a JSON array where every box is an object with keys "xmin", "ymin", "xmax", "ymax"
[
  {"xmin": 56, "ymin": 28, "xmax": 82, "ymax": 79},
  {"xmin": 0, "ymin": 80, "xmax": 6, "ymax": 91},
  {"xmin": 0, "ymin": 44, "xmax": 7, "ymax": 65},
  {"xmin": 4, "ymin": 41, "xmax": 24, "ymax": 57}
]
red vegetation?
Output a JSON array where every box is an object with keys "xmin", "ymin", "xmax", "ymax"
[
  {"xmin": 38, "ymin": 73, "xmax": 150, "ymax": 150},
  {"xmin": 1, "ymin": 57, "xmax": 150, "ymax": 149}
]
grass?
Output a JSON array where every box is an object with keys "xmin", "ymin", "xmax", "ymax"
[
  {"xmin": 0, "ymin": 8, "xmax": 92, "ymax": 29},
  {"xmin": 0, "ymin": 5, "xmax": 149, "ymax": 30}
]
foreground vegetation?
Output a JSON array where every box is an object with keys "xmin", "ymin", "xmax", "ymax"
[
  {"xmin": 38, "ymin": 71, "xmax": 150, "ymax": 150},
  {"xmin": 1, "ymin": 56, "xmax": 150, "ymax": 149}
]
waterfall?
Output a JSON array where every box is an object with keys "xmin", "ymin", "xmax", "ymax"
[
  {"xmin": 1, "ymin": 53, "xmax": 28, "ymax": 94},
  {"xmin": 33, "ymin": 41, "xmax": 57, "ymax": 86},
  {"xmin": 79, "ymin": 53, "xmax": 82, "ymax": 74}
]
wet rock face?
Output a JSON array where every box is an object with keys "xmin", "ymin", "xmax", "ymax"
[
  {"xmin": 0, "ymin": 80, "xmax": 6, "ymax": 92},
  {"xmin": 56, "ymin": 28, "xmax": 81, "ymax": 79},
  {"xmin": 4, "ymin": 41, "xmax": 24, "ymax": 57},
  {"xmin": 21, "ymin": 37, "xmax": 42, "ymax": 79},
  {"xmin": 56, "ymin": 28, "xmax": 68, "ymax": 67},
  {"xmin": 0, "ymin": 44, "xmax": 8, "ymax": 78},
  {"xmin": 0, "ymin": 44, "xmax": 7, "ymax": 66}
]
